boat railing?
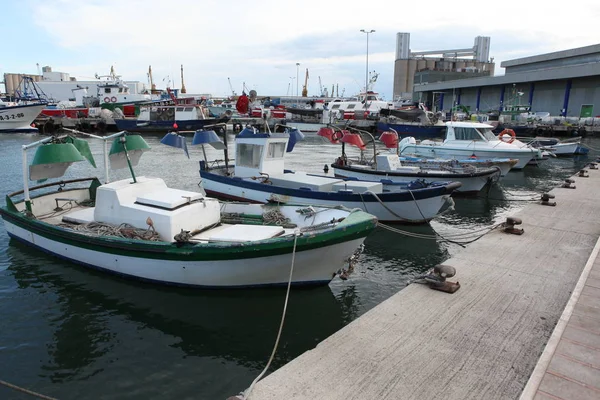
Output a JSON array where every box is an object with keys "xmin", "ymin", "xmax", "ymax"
[{"xmin": 7, "ymin": 177, "xmax": 99, "ymax": 200}]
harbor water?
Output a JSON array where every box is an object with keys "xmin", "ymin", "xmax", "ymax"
[{"xmin": 0, "ymin": 132, "xmax": 597, "ymax": 399}]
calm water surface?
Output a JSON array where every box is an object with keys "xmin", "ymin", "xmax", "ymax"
[{"xmin": 0, "ymin": 132, "xmax": 597, "ymax": 399}]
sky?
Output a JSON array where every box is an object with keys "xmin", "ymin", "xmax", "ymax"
[{"xmin": 1, "ymin": 0, "xmax": 599, "ymax": 100}]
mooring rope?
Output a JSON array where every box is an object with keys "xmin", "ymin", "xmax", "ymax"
[
  {"xmin": 236, "ymin": 230, "xmax": 300, "ymax": 400},
  {"xmin": 0, "ymin": 380, "xmax": 57, "ymax": 400}
]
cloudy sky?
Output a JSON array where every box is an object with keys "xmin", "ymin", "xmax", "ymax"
[{"xmin": 2, "ymin": 0, "xmax": 599, "ymax": 99}]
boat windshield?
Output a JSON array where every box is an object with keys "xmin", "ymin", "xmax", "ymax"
[{"xmin": 477, "ymin": 128, "xmax": 498, "ymax": 141}]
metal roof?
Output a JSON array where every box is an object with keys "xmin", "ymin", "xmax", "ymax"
[
  {"xmin": 413, "ymin": 62, "xmax": 600, "ymax": 92},
  {"xmin": 501, "ymin": 43, "xmax": 600, "ymax": 68}
]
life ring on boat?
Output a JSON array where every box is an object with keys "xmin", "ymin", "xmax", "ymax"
[
  {"xmin": 498, "ymin": 129, "xmax": 516, "ymax": 143},
  {"xmin": 103, "ymin": 97, "xmax": 111, "ymax": 103},
  {"xmin": 110, "ymin": 96, "xmax": 117, "ymax": 103}
]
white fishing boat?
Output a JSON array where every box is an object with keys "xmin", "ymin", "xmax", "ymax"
[
  {"xmin": 196, "ymin": 125, "xmax": 461, "ymax": 223},
  {"xmin": 399, "ymin": 122, "xmax": 544, "ymax": 169},
  {"xmin": 0, "ymin": 101, "xmax": 46, "ymax": 132},
  {"xmin": 321, "ymin": 127, "xmax": 502, "ymax": 195},
  {"xmin": 525, "ymin": 137, "xmax": 588, "ymax": 156},
  {"xmin": 0, "ymin": 131, "xmax": 377, "ymax": 288}
]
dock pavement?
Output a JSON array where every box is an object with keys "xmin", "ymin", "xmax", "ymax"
[{"xmin": 248, "ymin": 164, "xmax": 600, "ymax": 400}]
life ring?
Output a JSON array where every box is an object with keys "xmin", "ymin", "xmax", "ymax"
[
  {"xmin": 111, "ymin": 96, "xmax": 117, "ymax": 103},
  {"xmin": 103, "ymin": 97, "xmax": 111, "ymax": 103},
  {"xmin": 498, "ymin": 129, "xmax": 516, "ymax": 143}
]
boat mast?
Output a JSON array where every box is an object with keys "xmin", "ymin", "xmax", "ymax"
[{"xmin": 180, "ymin": 64, "xmax": 187, "ymax": 94}]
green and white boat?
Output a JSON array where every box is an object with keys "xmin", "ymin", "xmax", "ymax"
[{"xmin": 0, "ymin": 131, "xmax": 377, "ymax": 288}]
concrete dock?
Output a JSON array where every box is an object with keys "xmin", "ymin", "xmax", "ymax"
[{"xmin": 248, "ymin": 165, "xmax": 600, "ymax": 399}]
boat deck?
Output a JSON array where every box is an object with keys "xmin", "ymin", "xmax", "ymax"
[
  {"xmin": 41, "ymin": 203, "xmax": 297, "ymax": 243},
  {"xmin": 246, "ymin": 163, "xmax": 600, "ymax": 399}
]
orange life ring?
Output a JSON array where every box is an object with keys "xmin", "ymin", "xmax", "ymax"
[
  {"xmin": 103, "ymin": 97, "xmax": 111, "ymax": 103},
  {"xmin": 498, "ymin": 129, "xmax": 516, "ymax": 143},
  {"xmin": 111, "ymin": 96, "xmax": 117, "ymax": 103}
]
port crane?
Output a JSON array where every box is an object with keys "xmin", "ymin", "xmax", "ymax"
[{"xmin": 227, "ymin": 77, "xmax": 237, "ymax": 97}]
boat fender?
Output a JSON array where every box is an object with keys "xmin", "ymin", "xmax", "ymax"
[
  {"xmin": 103, "ymin": 97, "xmax": 111, "ymax": 103},
  {"xmin": 498, "ymin": 129, "xmax": 516, "ymax": 143},
  {"xmin": 111, "ymin": 96, "xmax": 117, "ymax": 103}
]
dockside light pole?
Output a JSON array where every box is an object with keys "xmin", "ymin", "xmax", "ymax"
[{"xmin": 360, "ymin": 29, "xmax": 375, "ymax": 95}]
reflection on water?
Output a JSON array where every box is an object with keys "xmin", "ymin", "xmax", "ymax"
[{"xmin": 0, "ymin": 132, "xmax": 598, "ymax": 399}]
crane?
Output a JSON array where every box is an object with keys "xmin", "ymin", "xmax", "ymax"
[
  {"xmin": 302, "ymin": 68, "xmax": 308, "ymax": 97},
  {"xmin": 148, "ymin": 65, "xmax": 156, "ymax": 93},
  {"xmin": 180, "ymin": 64, "xmax": 187, "ymax": 94},
  {"xmin": 227, "ymin": 77, "xmax": 237, "ymax": 97}
]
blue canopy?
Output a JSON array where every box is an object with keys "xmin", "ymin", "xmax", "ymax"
[
  {"xmin": 286, "ymin": 128, "xmax": 305, "ymax": 152},
  {"xmin": 192, "ymin": 130, "xmax": 226, "ymax": 150},
  {"xmin": 160, "ymin": 132, "xmax": 189, "ymax": 158}
]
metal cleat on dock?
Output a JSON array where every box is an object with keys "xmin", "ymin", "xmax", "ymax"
[
  {"xmin": 540, "ymin": 193, "xmax": 556, "ymax": 207},
  {"xmin": 503, "ymin": 217, "xmax": 524, "ymax": 235},
  {"xmin": 561, "ymin": 178, "xmax": 576, "ymax": 189},
  {"xmin": 578, "ymin": 169, "xmax": 589, "ymax": 178},
  {"xmin": 588, "ymin": 162, "xmax": 598, "ymax": 170},
  {"xmin": 413, "ymin": 264, "xmax": 460, "ymax": 293}
]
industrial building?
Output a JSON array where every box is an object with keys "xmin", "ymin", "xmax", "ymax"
[
  {"xmin": 392, "ymin": 33, "xmax": 495, "ymax": 100},
  {"xmin": 412, "ymin": 43, "xmax": 600, "ymax": 118}
]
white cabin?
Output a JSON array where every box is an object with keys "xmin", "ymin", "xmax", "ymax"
[
  {"xmin": 97, "ymin": 75, "xmax": 151, "ymax": 105},
  {"xmin": 328, "ymin": 91, "xmax": 393, "ymax": 119},
  {"xmin": 138, "ymin": 105, "xmax": 209, "ymax": 122},
  {"xmin": 93, "ymin": 176, "xmax": 220, "ymax": 242},
  {"xmin": 234, "ymin": 132, "xmax": 288, "ymax": 178}
]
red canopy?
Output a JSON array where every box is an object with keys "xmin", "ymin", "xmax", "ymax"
[
  {"xmin": 340, "ymin": 133, "xmax": 366, "ymax": 150},
  {"xmin": 379, "ymin": 131, "xmax": 398, "ymax": 149},
  {"xmin": 317, "ymin": 127, "xmax": 341, "ymax": 144}
]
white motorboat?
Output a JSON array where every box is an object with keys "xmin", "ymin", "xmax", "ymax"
[{"xmin": 399, "ymin": 122, "xmax": 544, "ymax": 169}]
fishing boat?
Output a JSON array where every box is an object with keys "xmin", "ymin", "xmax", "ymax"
[
  {"xmin": 398, "ymin": 122, "xmax": 545, "ymax": 170},
  {"xmin": 526, "ymin": 137, "xmax": 589, "ymax": 156},
  {"xmin": 397, "ymin": 155, "xmax": 518, "ymax": 177},
  {"xmin": 197, "ymin": 125, "xmax": 461, "ymax": 223},
  {"xmin": 0, "ymin": 131, "xmax": 377, "ymax": 288},
  {"xmin": 0, "ymin": 101, "xmax": 47, "ymax": 132},
  {"xmin": 114, "ymin": 102, "xmax": 222, "ymax": 133},
  {"xmin": 320, "ymin": 127, "xmax": 502, "ymax": 195},
  {"xmin": 376, "ymin": 105, "xmax": 447, "ymax": 140}
]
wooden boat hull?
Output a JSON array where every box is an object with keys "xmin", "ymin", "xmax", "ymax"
[
  {"xmin": 0, "ymin": 182, "xmax": 377, "ymax": 288},
  {"xmin": 1, "ymin": 209, "xmax": 373, "ymax": 288},
  {"xmin": 0, "ymin": 103, "xmax": 45, "ymax": 132},
  {"xmin": 400, "ymin": 143, "xmax": 538, "ymax": 169},
  {"xmin": 331, "ymin": 164, "xmax": 500, "ymax": 195},
  {"xmin": 200, "ymin": 169, "xmax": 460, "ymax": 223}
]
